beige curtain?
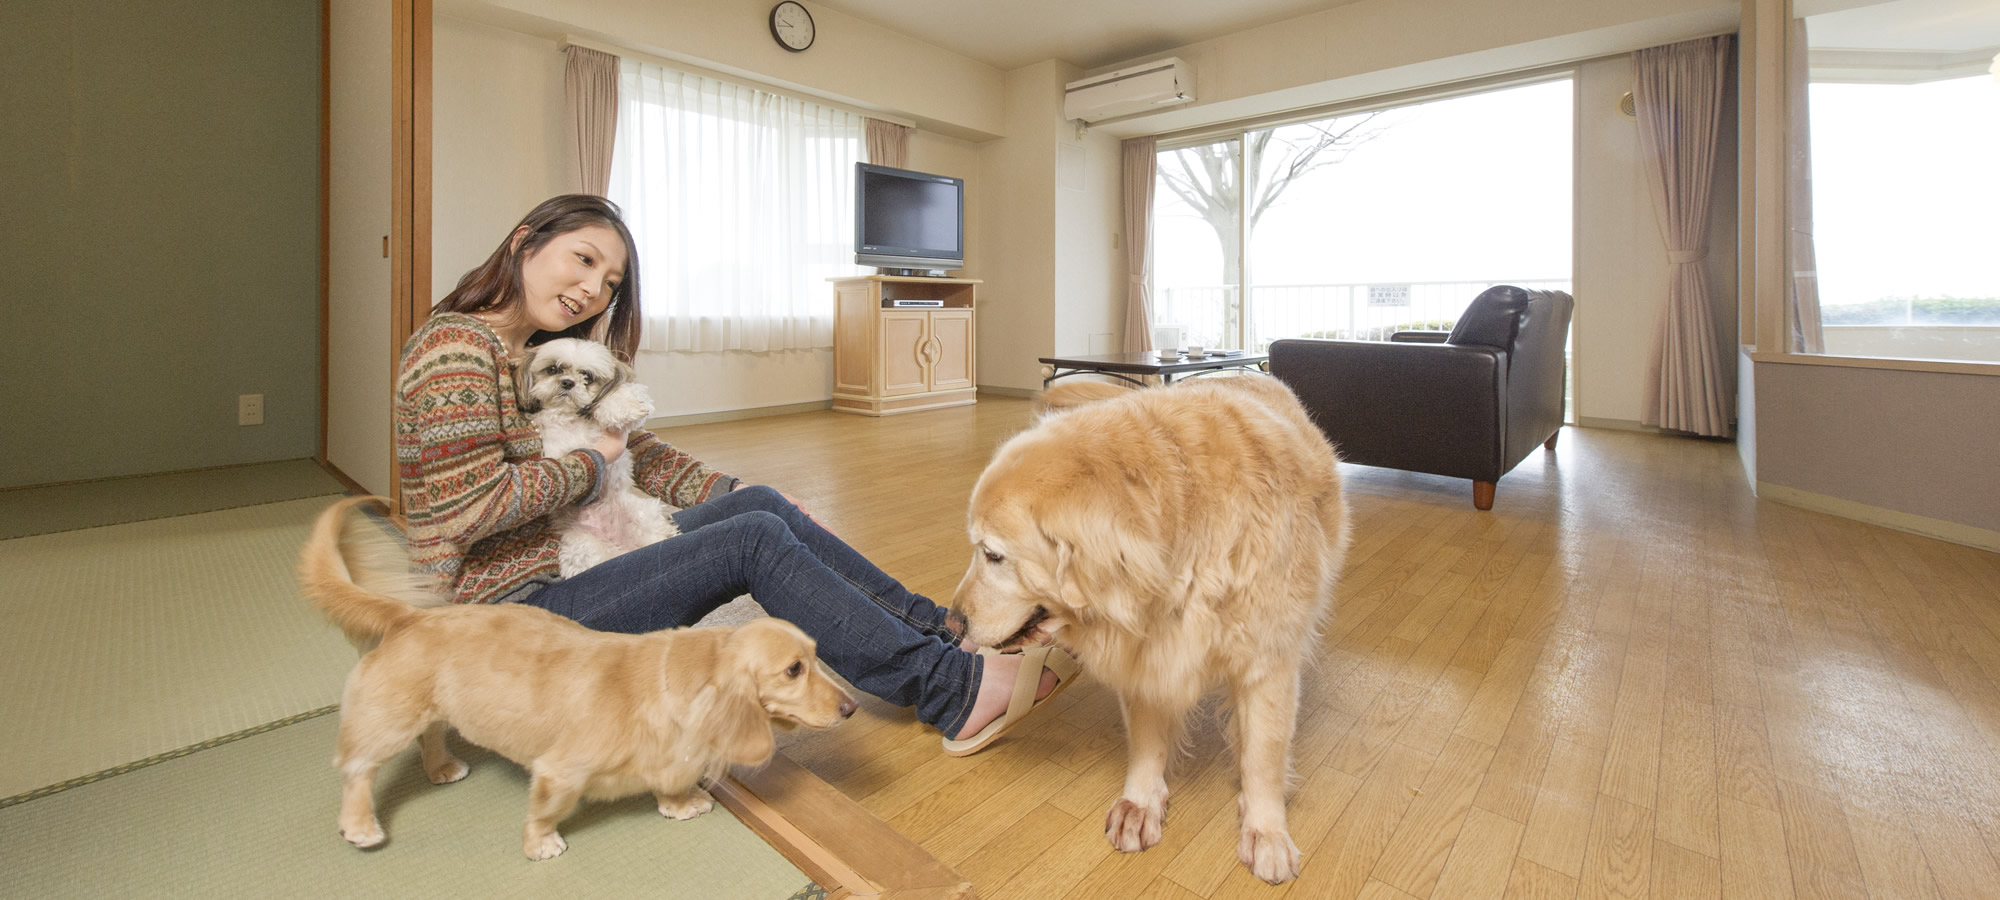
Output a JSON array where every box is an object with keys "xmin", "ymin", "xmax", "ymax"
[
  {"xmin": 1634, "ymin": 35, "xmax": 1733, "ymax": 437},
  {"xmin": 1787, "ymin": 18, "xmax": 1825, "ymax": 353},
  {"xmin": 865, "ymin": 119, "xmax": 910, "ymax": 168},
  {"xmin": 563, "ymin": 46, "xmax": 619, "ymax": 195},
  {"xmin": 1121, "ymin": 137, "xmax": 1158, "ymax": 353}
]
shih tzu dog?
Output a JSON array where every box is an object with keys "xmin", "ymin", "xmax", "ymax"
[{"xmin": 521, "ymin": 338, "xmax": 677, "ymax": 576}]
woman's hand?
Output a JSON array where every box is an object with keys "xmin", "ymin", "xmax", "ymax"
[{"xmin": 593, "ymin": 430, "xmax": 628, "ymax": 464}]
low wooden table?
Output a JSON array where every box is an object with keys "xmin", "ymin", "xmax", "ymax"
[{"xmin": 1038, "ymin": 350, "xmax": 1270, "ymax": 388}]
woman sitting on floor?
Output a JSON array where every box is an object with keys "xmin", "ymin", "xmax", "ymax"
[{"xmin": 397, "ymin": 194, "xmax": 1075, "ymax": 754}]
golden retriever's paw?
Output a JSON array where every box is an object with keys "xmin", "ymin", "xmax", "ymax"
[
  {"xmin": 523, "ymin": 830, "xmax": 568, "ymax": 861},
  {"xmin": 656, "ymin": 789, "xmax": 714, "ymax": 820},
  {"xmin": 425, "ymin": 757, "xmax": 470, "ymax": 784},
  {"xmin": 339, "ymin": 816, "xmax": 385, "ymax": 849},
  {"xmin": 1238, "ymin": 826, "xmax": 1302, "ymax": 884},
  {"xmin": 1104, "ymin": 797, "xmax": 1166, "ymax": 853}
]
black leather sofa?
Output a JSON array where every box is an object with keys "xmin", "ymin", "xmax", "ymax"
[{"xmin": 1268, "ymin": 285, "xmax": 1574, "ymax": 510}]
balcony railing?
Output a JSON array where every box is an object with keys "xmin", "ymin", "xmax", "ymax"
[{"xmin": 1156, "ymin": 279, "xmax": 1572, "ymax": 350}]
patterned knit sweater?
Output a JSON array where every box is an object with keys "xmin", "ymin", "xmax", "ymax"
[{"xmin": 396, "ymin": 314, "xmax": 740, "ymax": 603}]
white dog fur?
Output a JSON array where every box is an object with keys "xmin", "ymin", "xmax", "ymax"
[{"xmin": 522, "ymin": 338, "xmax": 675, "ymax": 575}]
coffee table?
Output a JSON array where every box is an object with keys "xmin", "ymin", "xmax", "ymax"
[{"xmin": 1038, "ymin": 350, "xmax": 1270, "ymax": 388}]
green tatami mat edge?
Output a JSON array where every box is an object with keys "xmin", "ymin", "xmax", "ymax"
[
  {"xmin": 0, "ymin": 704, "xmax": 341, "ymax": 811},
  {"xmin": 0, "ymin": 458, "xmax": 346, "ymax": 540},
  {"xmin": 0, "ymin": 714, "xmax": 815, "ymax": 899},
  {"xmin": 0, "ymin": 497, "xmax": 362, "ymax": 799}
]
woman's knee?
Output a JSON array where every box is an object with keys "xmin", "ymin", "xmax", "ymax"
[
  {"xmin": 731, "ymin": 509, "xmax": 798, "ymax": 558},
  {"xmin": 731, "ymin": 484, "xmax": 787, "ymax": 512}
]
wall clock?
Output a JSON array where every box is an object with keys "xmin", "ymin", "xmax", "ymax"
[{"xmin": 770, "ymin": 2, "xmax": 815, "ymax": 53}]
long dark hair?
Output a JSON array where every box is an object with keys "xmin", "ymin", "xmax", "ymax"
[{"xmin": 433, "ymin": 194, "xmax": 643, "ymax": 361}]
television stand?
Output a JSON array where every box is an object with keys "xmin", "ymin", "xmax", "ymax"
[
  {"xmin": 829, "ymin": 275, "xmax": 980, "ymax": 416},
  {"xmin": 876, "ymin": 267, "xmax": 952, "ymax": 278}
]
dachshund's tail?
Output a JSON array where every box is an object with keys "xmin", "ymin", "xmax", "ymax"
[{"xmin": 298, "ymin": 496, "xmax": 449, "ymax": 648}]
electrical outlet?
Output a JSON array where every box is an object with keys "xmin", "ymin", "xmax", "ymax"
[{"xmin": 238, "ymin": 394, "xmax": 264, "ymax": 426}]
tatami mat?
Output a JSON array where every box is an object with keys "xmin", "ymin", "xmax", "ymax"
[
  {"xmin": 0, "ymin": 497, "xmax": 358, "ymax": 800},
  {"xmin": 0, "ymin": 459, "xmax": 345, "ymax": 540},
  {"xmin": 0, "ymin": 714, "xmax": 814, "ymax": 899}
]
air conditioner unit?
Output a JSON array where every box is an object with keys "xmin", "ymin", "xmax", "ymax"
[{"xmin": 1063, "ymin": 58, "xmax": 1195, "ymax": 123}]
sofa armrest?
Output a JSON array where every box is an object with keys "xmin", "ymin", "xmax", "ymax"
[
  {"xmin": 1388, "ymin": 331, "xmax": 1450, "ymax": 343},
  {"xmin": 1268, "ymin": 338, "xmax": 1508, "ymax": 482}
]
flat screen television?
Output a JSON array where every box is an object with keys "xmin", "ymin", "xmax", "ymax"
[{"xmin": 855, "ymin": 163, "xmax": 964, "ymax": 275}]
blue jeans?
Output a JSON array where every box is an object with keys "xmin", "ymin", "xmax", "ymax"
[{"xmin": 521, "ymin": 485, "xmax": 981, "ymax": 737}]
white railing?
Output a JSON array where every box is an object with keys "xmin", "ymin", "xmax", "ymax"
[{"xmin": 1155, "ymin": 279, "xmax": 1572, "ymax": 350}]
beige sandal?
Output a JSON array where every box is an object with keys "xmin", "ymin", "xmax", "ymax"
[{"xmin": 941, "ymin": 644, "xmax": 1081, "ymax": 757}]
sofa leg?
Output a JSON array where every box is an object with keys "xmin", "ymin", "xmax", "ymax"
[
  {"xmin": 1544, "ymin": 429, "xmax": 1560, "ymax": 451},
  {"xmin": 1473, "ymin": 481, "xmax": 1495, "ymax": 511}
]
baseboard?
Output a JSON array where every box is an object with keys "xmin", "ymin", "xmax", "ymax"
[
  {"xmin": 645, "ymin": 400, "xmax": 832, "ymax": 429},
  {"xmin": 1577, "ymin": 416, "xmax": 1739, "ymax": 441},
  {"xmin": 977, "ymin": 384, "xmax": 1038, "ymax": 399},
  {"xmin": 1575, "ymin": 416, "xmax": 1666, "ymax": 434},
  {"xmin": 312, "ymin": 457, "xmax": 369, "ymax": 495},
  {"xmin": 1756, "ymin": 482, "xmax": 2000, "ymax": 553}
]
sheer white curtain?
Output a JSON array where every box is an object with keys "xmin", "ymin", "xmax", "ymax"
[{"xmin": 608, "ymin": 59, "xmax": 864, "ymax": 352}]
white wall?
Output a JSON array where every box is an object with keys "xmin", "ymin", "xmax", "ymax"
[
  {"xmin": 974, "ymin": 62, "xmax": 1066, "ymax": 391},
  {"xmin": 1756, "ymin": 362, "xmax": 2000, "ymax": 535},
  {"xmin": 430, "ymin": 14, "xmax": 1014, "ymax": 416},
  {"xmin": 441, "ymin": 0, "xmax": 1005, "ymax": 139},
  {"xmin": 432, "ymin": 15, "xmax": 570, "ymax": 302},
  {"xmin": 327, "ymin": 0, "xmax": 395, "ymax": 495},
  {"xmin": 1054, "ymin": 125, "xmax": 1127, "ymax": 359}
]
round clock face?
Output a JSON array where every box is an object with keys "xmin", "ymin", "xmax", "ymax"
[{"xmin": 770, "ymin": 1, "xmax": 815, "ymax": 52}]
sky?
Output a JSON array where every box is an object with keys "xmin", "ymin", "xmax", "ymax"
[{"xmin": 1807, "ymin": 74, "xmax": 2000, "ymax": 307}]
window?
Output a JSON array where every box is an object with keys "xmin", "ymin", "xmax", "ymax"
[
  {"xmin": 1803, "ymin": 74, "xmax": 2000, "ymax": 363},
  {"xmin": 1151, "ymin": 78, "xmax": 1573, "ymax": 354},
  {"xmin": 609, "ymin": 59, "xmax": 864, "ymax": 353}
]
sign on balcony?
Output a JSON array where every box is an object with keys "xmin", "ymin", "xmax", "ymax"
[{"xmin": 1368, "ymin": 284, "xmax": 1411, "ymax": 307}]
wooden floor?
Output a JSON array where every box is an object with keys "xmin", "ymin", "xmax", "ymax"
[{"xmin": 654, "ymin": 396, "xmax": 2000, "ymax": 900}]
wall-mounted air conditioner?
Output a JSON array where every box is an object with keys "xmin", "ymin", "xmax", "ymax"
[{"xmin": 1063, "ymin": 58, "xmax": 1196, "ymax": 123}]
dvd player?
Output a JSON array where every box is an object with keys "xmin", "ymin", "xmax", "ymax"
[{"xmin": 889, "ymin": 299, "xmax": 945, "ymax": 307}]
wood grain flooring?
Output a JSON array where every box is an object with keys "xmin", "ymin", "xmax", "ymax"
[{"xmin": 650, "ymin": 396, "xmax": 2000, "ymax": 900}]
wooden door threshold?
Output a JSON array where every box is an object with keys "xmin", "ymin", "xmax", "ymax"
[{"xmin": 713, "ymin": 752, "xmax": 971, "ymax": 900}]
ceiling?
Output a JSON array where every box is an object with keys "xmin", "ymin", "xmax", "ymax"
[
  {"xmin": 809, "ymin": 0, "xmax": 1364, "ymax": 71},
  {"xmin": 1803, "ymin": 0, "xmax": 2000, "ymax": 50}
]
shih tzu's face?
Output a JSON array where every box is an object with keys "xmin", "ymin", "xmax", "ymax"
[{"xmin": 521, "ymin": 338, "xmax": 629, "ymax": 415}]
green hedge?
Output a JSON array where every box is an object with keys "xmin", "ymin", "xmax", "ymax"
[{"xmin": 1823, "ymin": 296, "xmax": 2000, "ymax": 326}]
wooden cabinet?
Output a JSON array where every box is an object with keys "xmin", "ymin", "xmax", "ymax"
[{"xmin": 830, "ymin": 276, "xmax": 979, "ymax": 416}]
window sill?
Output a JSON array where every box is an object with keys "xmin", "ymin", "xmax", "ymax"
[{"xmin": 1746, "ymin": 350, "xmax": 2000, "ymax": 377}]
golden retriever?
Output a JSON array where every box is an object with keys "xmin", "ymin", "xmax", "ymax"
[
  {"xmin": 298, "ymin": 497, "xmax": 856, "ymax": 860},
  {"xmin": 954, "ymin": 375, "xmax": 1348, "ymax": 884}
]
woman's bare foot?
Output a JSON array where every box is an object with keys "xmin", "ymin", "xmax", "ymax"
[{"xmin": 952, "ymin": 652, "xmax": 1061, "ymax": 739}]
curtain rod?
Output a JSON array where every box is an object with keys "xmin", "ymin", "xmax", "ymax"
[{"xmin": 560, "ymin": 35, "xmax": 918, "ymax": 129}]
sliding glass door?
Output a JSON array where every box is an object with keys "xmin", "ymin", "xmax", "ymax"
[
  {"xmin": 1152, "ymin": 136, "xmax": 1243, "ymax": 350},
  {"xmin": 1152, "ymin": 78, "xmax": 1574, "ymax": 356}
]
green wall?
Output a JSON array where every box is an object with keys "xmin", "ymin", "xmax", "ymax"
[{"xmin": 1, "ymin": 0, "xmax": 321, "ymax": 488}]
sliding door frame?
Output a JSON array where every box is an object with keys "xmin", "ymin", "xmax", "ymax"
[{"xmin": 387, "ymin": 0, "xmax": 432, "ymax": 510}]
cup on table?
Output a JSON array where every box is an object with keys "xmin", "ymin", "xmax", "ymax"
[{"xmin": 1185, "ymin": 344, "xmax": 1204, "ymax": 358}]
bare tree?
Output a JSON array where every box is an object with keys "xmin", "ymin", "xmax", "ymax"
[{"xmin": 1157, "ymin": 113, "xmax": 1390, "ymax": 295}]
